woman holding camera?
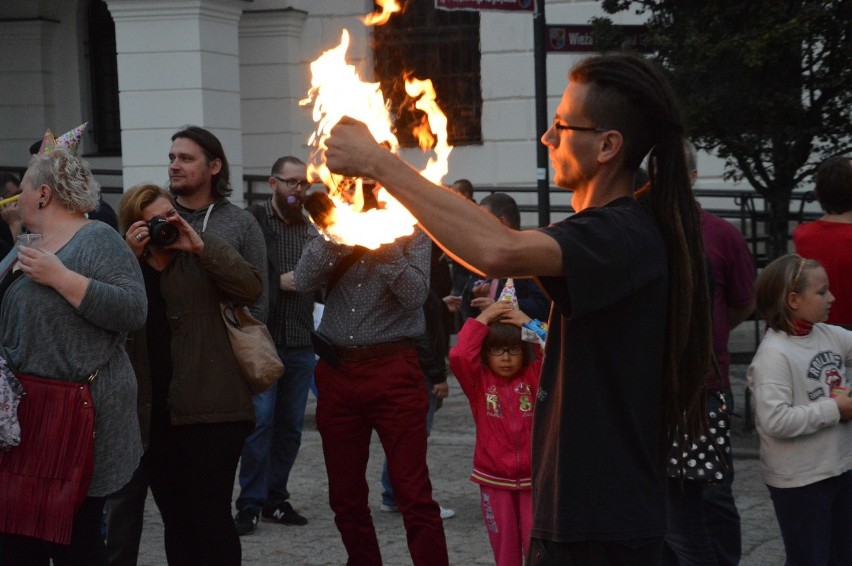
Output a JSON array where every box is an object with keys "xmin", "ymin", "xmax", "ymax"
[{"xmin": 116, "ymin": 183, "xmax": 261, "ymax": 565}]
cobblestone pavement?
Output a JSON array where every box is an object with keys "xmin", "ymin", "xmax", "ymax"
[{"xmin": 133, "ymin": 365, "xmax": 786, "ymax": 565}]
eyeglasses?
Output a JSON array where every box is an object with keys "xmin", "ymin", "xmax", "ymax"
[
  {"xmin": 553, "ymin": 123, "xmax": 608, "ymax": 133},
  {"xmin": 273, "ymin": 177, "xmax": 312, "ymax": 190},
  {"xmin": 487, "ymin": 346, "xmax": 524, "ymax": 357}
]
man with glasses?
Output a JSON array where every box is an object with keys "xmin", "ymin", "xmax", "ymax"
[
  {"xmin": 233, "ymin": 156, "xmax": 317, "ymax": 535},
  {"xmin": 322, "ymin": 54, "xmax": 713, "ymax": 565}
]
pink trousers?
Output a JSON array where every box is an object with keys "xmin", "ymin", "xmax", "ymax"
[{"xmin": 480, "ymin": 485, "xmax": 532, "ymax": 566}]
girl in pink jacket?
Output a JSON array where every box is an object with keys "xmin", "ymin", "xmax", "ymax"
[{"xmin": 450, "ymin": 300, "xmax": 543, "ymax": 566}]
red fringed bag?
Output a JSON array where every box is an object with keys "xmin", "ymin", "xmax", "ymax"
[{"xmin": 0, "ymin": 372, "xmax": 96, "ymax": 544}]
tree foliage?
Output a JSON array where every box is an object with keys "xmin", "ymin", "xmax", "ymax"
[{"xmin": 594, "ymin": 0, "xmax": 852, "ymax": 257}]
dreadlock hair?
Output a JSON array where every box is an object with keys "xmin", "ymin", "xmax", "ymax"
[{"xmin": 570, "ymin": 54, "xmax": 714, "ymax": 451}]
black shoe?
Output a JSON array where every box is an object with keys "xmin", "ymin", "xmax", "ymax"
[
  {"xmin": 261, "ymin": 501, "xmax": 308, "ymax": 526},
  {"xmin": 234, "ymin": 508, "xmax": 259, "ymax": 536}
]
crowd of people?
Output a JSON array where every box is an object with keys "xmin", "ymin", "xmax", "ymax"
[{"xmin": 0, "ymin": 51, "xmax": 850, "ymax": 566}]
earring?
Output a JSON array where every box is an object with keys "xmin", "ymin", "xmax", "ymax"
[{"xmin": 37, "ymin": 201, "xmax": 44, "ymax": 209}]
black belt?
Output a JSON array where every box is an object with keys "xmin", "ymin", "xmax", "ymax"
[{"xmin": 335, "ymin": 339, "xmax": 415, "ymax": 363}]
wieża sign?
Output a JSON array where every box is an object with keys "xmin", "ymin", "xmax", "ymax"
[
  {"xmin": 435, "ymin": 0, "xmax": 535, "ymax": 12},
  {"xmin": 546, "ymin": 24, "xmax": 648, "ymax": 53}
]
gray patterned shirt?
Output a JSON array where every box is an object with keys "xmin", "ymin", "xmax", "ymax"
[{"xmin": 294, "ymin": 229, "xmax": 431, "ymax": 347}]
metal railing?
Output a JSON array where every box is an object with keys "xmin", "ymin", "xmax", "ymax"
[
  {"xmin": 3, "ymin": 163, "xmax": 819, "ymax": 251},
  {"xmin": 7, "ymin": 165, "xmax": 819, "ymax": 430},
  {"xmin": 0, "ymin": 165, "xmax": 124, "ymax": 195}
]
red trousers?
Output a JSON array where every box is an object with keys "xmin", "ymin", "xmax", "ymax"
[
  {"xmin": 480, "ymin": 485, "xmax": 533, "ymax": 566},
  {"xmin": 315, "ymin": 348, "xmax": 448, "ymax": 566}
]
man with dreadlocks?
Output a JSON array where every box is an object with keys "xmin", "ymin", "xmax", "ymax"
[{"xmin": 323, "ymin": 53, "xmax": 713, "ymax": 565}]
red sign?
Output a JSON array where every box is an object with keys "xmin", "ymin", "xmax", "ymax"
[
  {"xmin": 546, "ymin": 25, "xmax": 648, "ymax": 53},
  {"xmin": 435, "ymin": 0, "xmax": 535, "ymax": 12}
]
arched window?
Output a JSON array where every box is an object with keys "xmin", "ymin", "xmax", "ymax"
[
  {"xmin": 86, "ymin": 0, "xmax": 121, "ymax": 155},
  {"xmin": 373, "ymin": 3, "xmax": 482, "ymax": 146}
]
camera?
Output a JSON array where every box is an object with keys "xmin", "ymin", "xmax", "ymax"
[{"xmin": 146, "ymin": 216, "xmax": 179, "ymax": 246}]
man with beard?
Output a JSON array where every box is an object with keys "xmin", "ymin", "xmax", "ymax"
[
  {"xmin": 323, "ymin": 54, "xmax": 713, "ymax": 565},
  {"xmin": 167, "ymin": 126, "xmax": 267, "ymax": 321},
  {"xmin": 233, "ymin": 156, "xmax": 318, "ymax": 535}
]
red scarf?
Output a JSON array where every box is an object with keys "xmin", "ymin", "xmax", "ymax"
[{"xmin": 792, "ymin": 319, "xmax": 814, "ymax": 336}]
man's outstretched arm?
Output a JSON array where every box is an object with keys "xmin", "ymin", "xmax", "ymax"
[{"xmin": 325, "ymin": 117, "xmax": 563, "ymax": 278}]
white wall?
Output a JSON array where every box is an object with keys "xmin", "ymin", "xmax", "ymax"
[
  {"xmin": 239, "ymin": 1, "xmax": 376, "ymax": 178},
  {"xmin": 0, "ymin": 1, "xmax": 96, "ymax": 168},
  {"xmin": 0, "ymin": 0, "xmax": 818, "ymax": 221}
]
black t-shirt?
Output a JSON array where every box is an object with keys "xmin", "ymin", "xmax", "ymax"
[
  {"xmin": 140, "ymin": 261, "xmax": 172, "ymax": 419},
  {"xmin": 532, "ymin": 197, "xmax": 668, "ymax": 542}
]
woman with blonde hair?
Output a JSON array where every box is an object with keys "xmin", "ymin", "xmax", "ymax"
[{"xmin": 0, "ymin": 147, "xmax": 147, "ymax": 564}]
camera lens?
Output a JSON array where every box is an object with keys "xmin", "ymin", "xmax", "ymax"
[{"xmin": 147, "ymin": 216, "xmax": 179, "ymax": 246}]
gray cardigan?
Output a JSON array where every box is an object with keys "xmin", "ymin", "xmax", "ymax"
[{"xmin": 0, "ymin": 221, "xmax": 147, "ymax": 496}]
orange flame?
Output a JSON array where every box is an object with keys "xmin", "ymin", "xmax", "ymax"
[
  {"xmin": 405, "ymin": 77, "xmax": 451, "ymax": 185},
  {"xmin": 300, "ymin": 29, "xmax": 452, "ymax": 249},
  {"xmin": 412, "ymin": 116, "xmax": 435, "ymax": 150},
  {"xmin": 363, "ymin": 0, "xmax": 402, "ymax": 26}
]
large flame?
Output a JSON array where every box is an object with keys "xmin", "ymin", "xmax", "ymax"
[
  {"xmin": 363, "ymin": 0, "xmax": 402, "ymax": 26},
  {"xmin": 300, "ymin": 29, "xmax": 452, "ymax": 249}
]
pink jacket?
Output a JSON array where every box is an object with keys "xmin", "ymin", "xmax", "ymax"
[{"xmin": 450, "ymin": 318, "xmax": 541, "ymax": 490}]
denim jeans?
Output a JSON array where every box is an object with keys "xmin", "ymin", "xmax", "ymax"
[
  {"xmin": 700, "ymin": 388, "xmax": 741, "ymax": 566},
  {"xmin": 665, "ymin": 388, "xmax": 741, "ymax": 566},
  {"xmin": 664, "ymin": 479, "xmax": 718, "ymax": 566},
  {"xmin": 236, "ymin": 346, "xmax": 316, "ymax": 512},
  {"xmin": 104, "ymin": 462, "xmax": 149, "ymax": 566},
  {"xmin": 381, "ymin": 380, "xmax": 438, "ymax": 507},
  {"xmin": 768, "ymin": 470, "xmax": 852, "ymax": 566}
]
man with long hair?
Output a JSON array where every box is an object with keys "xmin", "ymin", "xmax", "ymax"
[{"xmin": 323, "ymin": 53, "xmax": 713, "ymax": 565}]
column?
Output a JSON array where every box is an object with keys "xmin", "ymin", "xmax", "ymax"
[
  {"xmin": 106, "ymin": 0, "xmax": 245, "ymax": 202},
  {"xmin": 238, "ymin": 8, "xmax": 309, "ymax": 176},
  {"xmin": 0, "ymin": 18, "xmax": 57, "ymax": 161}
]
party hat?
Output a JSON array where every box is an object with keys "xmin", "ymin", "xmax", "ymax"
[
  {"xmin": 37, "ymin": 123, "xmax": 87, "ymax": 156},
  {"xmin": 35, "ymin": 129, "xmax": 56, "ymax": 156},
  {"xmin": 54, "ymin": 122, "xmax": 87, "ymax": 152},
  {"xmin": 498, "ymin": 278, "xmax": 519, "ymax": 310}
]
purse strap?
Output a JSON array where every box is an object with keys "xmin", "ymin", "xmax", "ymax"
[{"xmin": 325, "ymin": 246, "xmax": 367, "ymax": 300}]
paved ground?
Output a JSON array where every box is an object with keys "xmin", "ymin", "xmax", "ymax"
[{"xmin": 133, "ymin": 363, "xmax": 786, "ymax": 565}]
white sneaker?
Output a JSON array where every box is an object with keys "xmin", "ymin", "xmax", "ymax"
[{"xmin": 380, "ymin": 502, "xmax": 454, "ymax": 519}]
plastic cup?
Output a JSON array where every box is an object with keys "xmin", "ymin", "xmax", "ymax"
[{"xmin": 16, "ymin": 234, "xmax": 42, "ymax": 249}]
